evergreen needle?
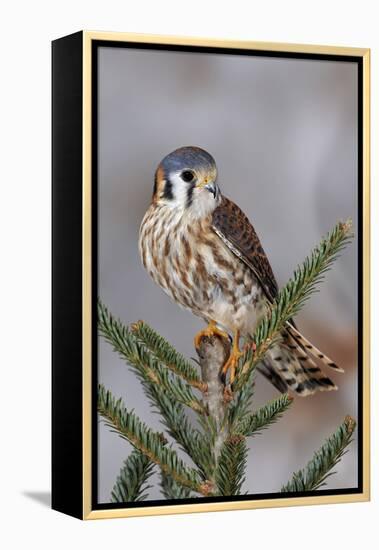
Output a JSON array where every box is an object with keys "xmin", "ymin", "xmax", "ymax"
[{"xmin": 281, "ymin": 415, "xmax": 357, "ymax": 492}]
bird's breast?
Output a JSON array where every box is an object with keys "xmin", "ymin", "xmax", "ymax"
[{"xmin": 139, "ymin": 204, "xmax": 265, "ymax": 333}]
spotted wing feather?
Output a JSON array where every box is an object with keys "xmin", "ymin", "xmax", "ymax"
[
  {"xmin": 211, "ymin": 195, "xmax": 341, "ymax": 394},
  {"xmin": 212, "ymin": 196, "xmax": 279, "ymax": 302}
]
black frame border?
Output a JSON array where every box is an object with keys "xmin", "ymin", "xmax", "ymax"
[{"xmin": 52, "ymin": 31, "xmax": 84, "ymax": 519}]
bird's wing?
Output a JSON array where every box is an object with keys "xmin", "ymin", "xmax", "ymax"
[
  {"xmin": 211, "ymin": 196, "xmax": 279, "ymax": 302},
  {"xmin": 212, "ymin": 197, "xmax": 342, "ymax": 385}
]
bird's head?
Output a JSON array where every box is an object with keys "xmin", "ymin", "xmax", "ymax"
[{"xmin": 153, "ymin": 146, "xmax": 221, "ymax": 217}]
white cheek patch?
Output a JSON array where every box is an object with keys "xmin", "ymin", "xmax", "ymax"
[
  {"xmin": 164, "ymin": 171, "xmax": 220, "ymax": 219},
  {"xmin": 167, "ymin": 172, "xmax": 189, "ymax": 208}
]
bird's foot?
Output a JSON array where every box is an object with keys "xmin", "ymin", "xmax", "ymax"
[
  {"xmin": 220, "ymin": 346, "xmax": 243, "ymax": 387},
  {"xmin": 194, "ymin": 320, "xmax": 229, "ymax": 350},
  {"xmin": 220, "ymin": 330, "xmax": 243, "ymax": 395}
]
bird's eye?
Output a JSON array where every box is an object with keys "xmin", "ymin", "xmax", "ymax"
[{"xmin": 181, "ymin": 170, "xmax": 194, "ymax": 182}]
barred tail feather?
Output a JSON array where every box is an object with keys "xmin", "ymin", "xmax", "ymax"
[
  {"xmin": 286, "ymin": 322, "xmax": 344, "ymax": 373},
  {"xmin": 258, "ymin": 330, "xmax": 339, "ymax": 396},
  {"xmin": 257, "ymin": 361, "xmax": 289, "ymax": 394}
]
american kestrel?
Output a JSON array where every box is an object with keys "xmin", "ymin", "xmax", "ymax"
[{"xmin": 139, "ymin": 146, "xmax": 342, "ymax": 396}]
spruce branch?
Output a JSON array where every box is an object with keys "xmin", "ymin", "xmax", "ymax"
[
  {"xmin": 98, "ymin": 218, "xmax": 355, "ymax": 501},
  {"xmin": 280, "ymin": 415, "xmax": 357, "ymax": 492},
  {"xmin": 98, "ymin": 384, "xmax": 212, "ymax": 495},
  {"xmin": 215, "ymin": 435, "xmax": 248, "ymax": 496},
  {"xmin": 196, "ymin": 334, "xmax": 230, "ymax": 466},
  {"xmin": 160, "ymin": 471, "xmax": 193, "ymax": 500},
  {"xmin": 237, "ymin": 394, "xmax": 293, "ymax": 437},
  {"xmin": 111, "ymin": 449, "xmax": 155, "ymax": 503},
  {"xmin": 228, "ymin": 369, "xmax": 256, "ymax": 431},
  {"xmin": 98, "ymin": 300, "xmax": 212, "ymax": 478},
  {"xmin": 98, "ymin": 300, "xmax": 205, "ymax": 414},
  {"xmin": 143, "ymin": 383, "xmax": 214, "ymax": 479},
  {"xmin": 131, "ymin": 320, "xmax": 206, "ymax": 391},
  {"xmin": 235, "ymin": 220, "xmax": 353, "ymax": 389}
]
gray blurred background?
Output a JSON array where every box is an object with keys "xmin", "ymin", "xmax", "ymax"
[{"xmin": 97, "ymin": 46, "xmax": 358, "ymax": 503}]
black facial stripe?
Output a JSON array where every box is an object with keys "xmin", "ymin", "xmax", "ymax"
[
  {"xmin": 153, "ymin": 172, "xmax": 158, "ymax": 197},
  {"xmin": 186, "ymin": 182, "xmax": 195, "ymax": 208},
  {"xmin": 162, "ymin": 179, "xmax": 174, "ymax": 200}
]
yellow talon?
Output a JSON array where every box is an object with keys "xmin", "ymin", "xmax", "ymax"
[
  {"xmin": 221, "ymin": 330, "xmax": 243, "ymax": 385},
  {"xmin": 194, "ymin": 320, "xmax": 229, "ymax": 349}
]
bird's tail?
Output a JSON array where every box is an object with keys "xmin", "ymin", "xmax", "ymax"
[
  {"xmin": 285, "ymin": 322, "xmax": 344, "ymax": 373},
  {"xmin": 257, "ymin": 326, "xmax": 343, "ymax": 396}
]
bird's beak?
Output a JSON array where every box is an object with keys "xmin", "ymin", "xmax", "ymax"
[
  {"xmin": 204, "ymin": 182, "xmax": 218, "ymax": 198},
  {"xmin": 197, "ymin": 178, "xmax": 219, "ymax": 199}
]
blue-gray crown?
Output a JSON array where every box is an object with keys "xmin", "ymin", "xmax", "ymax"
[{"xmin": 160, "ymin": 146, "xmax": 216, "ymax": 174}]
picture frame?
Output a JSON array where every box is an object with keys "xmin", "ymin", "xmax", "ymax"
[{"xmin": 52, "ymin": 30, "xmax": 370, "ymax": 520}]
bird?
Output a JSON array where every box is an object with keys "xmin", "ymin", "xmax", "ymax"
[{"xmin": 138, "ymin": 146, "xmax": 343, "ymax": 396}]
